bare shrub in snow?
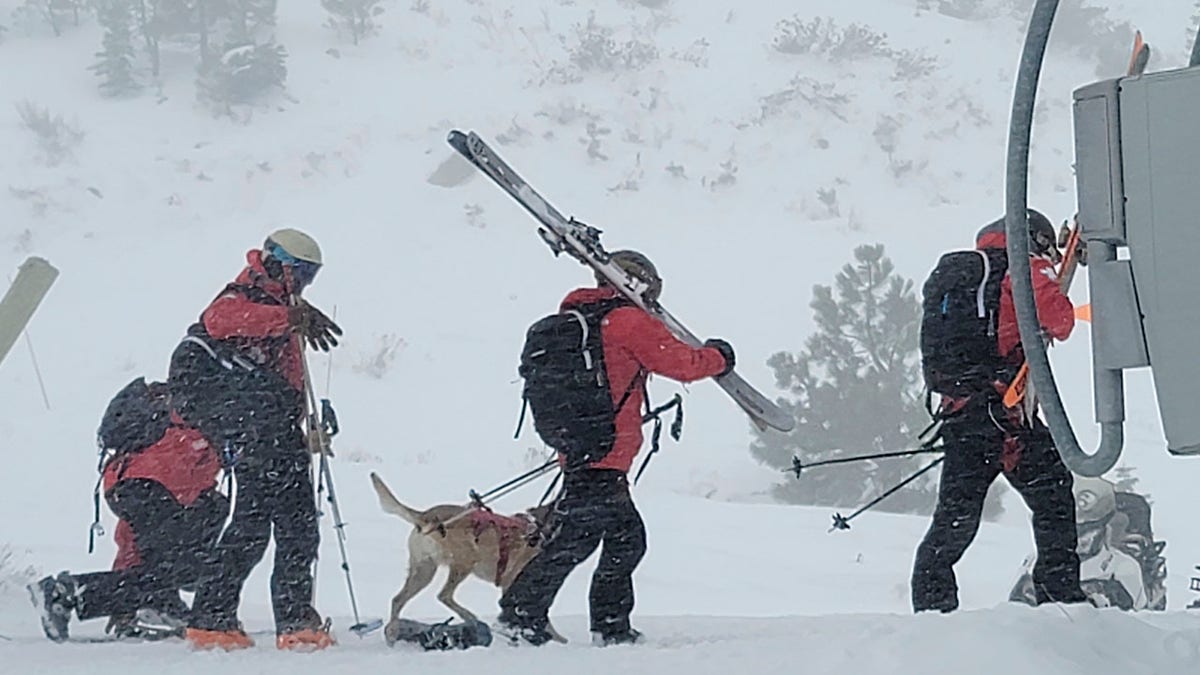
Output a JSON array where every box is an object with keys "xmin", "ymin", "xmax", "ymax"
[
  {"xmin": 582, "ymin": 120, "xmax": 612, "ymax": 161},
  {"xmin": 15, "ymin": 101, "xmax": 85, "ymax": 166},
  {"xmin": 464, "ymin": 202, "xmax": 486, "ymax": 228},
  {"xmin": 354, "ymin": 334, "xmax": 406, "ymax": 379},
  {"xmin": 772, "ymin": 16, "xmax": 938, "ymax": 80},
  {"xmin": 773, "ymin": 16, "xmax": 888, "ymax": 61},
  {"xmin": 543, "ymin": 12, "xmax": 659, "ymax": 84},
  {"xmin": 0, "ymin": 544, "xmax": 36, "ymax": 595},
  {"xmin": 914, "ymin": 0, "xmax": 1012, "ymax": 20},
  {"xmin": 756, "ymin": 76, "xmax": 852, "ymax": 124},
  {"xmin": 608, "ymin": 154, "xmax": 643, "ymax": 193},
  {"xmin": 670, "ymin": 37, "xmax": 710, "ymax": 68},
  {"xmin": 702, "ymin": 155, "xmax": 737, "ymax": 191}
]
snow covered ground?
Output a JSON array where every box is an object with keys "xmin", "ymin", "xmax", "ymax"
[{"xmin": 3, "ymin": 0, "xmax": 1200, "ymax": 672}]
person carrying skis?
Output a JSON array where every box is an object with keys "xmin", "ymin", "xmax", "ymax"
[
  {"xmin": 29, "ymin": 379, "xmax": 228, "ymax": 642},
  {"xmin": 167, "ymin": 228, "xmax": 342, "ymax": 650},
  {"xmin": 498, "ymin": 250, "xmax": 736, "ymax": 646},
  {"xmin": 911, "ymin": 210, "xmax": 1086, "ymax": 613}
]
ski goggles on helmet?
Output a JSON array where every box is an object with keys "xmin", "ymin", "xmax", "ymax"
[{"xmin": 267, "ymin": 243, "xmax": 321, "ymax": 290}]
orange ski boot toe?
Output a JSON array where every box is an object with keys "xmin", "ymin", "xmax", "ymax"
[
  {"xmin": 186, "ymin": 627, "xmax": 255, "ymax": 651},
  {"xmin": 276, "ymin": 627, "xmax": 336, "ymax": 652}
]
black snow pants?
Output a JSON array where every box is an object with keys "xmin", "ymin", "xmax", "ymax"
[
  {"xmin": 911, "ymin": 398, "xmax": 1085, "ymax": 612},
  {"xmin": 74, "ymin": 480, "xmax": 228, "ymax": 621},
  {"xmin": 168, "ymin": 338, "xmax": 320, "ymax": 634},
  {"xmin": 499, "ymin": 469, "xmax": 647, "ymax": 638}
]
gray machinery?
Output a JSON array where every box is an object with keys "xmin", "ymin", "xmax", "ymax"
[
  {"xmin": 0, "ymin": 257, "xmax": 58, "ymax": 371},
  {"xmin": 1006, "ymin": 1, "xmax": 1200, "ymax": 476}
]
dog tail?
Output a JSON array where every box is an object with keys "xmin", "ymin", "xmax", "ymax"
[{"xmin": 369, "ymin": 472, "xmax": 426, "ymax": 527}]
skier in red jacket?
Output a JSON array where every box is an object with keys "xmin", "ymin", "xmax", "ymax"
[
  {"xmin": 166, "ymin": 229, "xmax": 341, "ymax": 651},
  {"xmin": 911, "ymin": 211, "xmax": 1086, "ymax": 613},
  {"xmin": 29, "ymin": 379, "xmax": 227, "ymax": 643},
  {"xmin": 498, "ymin": 250, "xmax": 735, "ymax": 647}
]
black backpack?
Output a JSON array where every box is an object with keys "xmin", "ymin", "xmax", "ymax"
[
  {"xmin": 518, "ymin": 299, "xmax": 638, "ymax": 469},
  {"xmin": 97, "ymin": 377, "xmax": 172, "ymax": 466},
  {"xmin": 919, "ymin": 249, "xmax": 1010, "ymax": 399}
]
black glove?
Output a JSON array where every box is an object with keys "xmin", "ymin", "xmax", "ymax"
[
  {"xmin": 704, "ymin": 338, "xmax": 736, "ymax": 377},
  {"xmin": 288, "ymin": 300, "xmax": 343, "ymax": 352}
]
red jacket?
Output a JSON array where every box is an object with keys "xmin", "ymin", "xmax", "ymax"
[
  {"xmin": 976, "ymin": 230, "xmax": 1074, "ymax": 362},
  {"xmin": 200, "ymin": 250, "xmax": 303, "ymax": 391},
  {"xmin": 559, "ymin": 287, "xmax": 729, "ymax": 473},
  {"xmin": 104, "ymin": 424, "xmax": 222, "ymax": 569}
]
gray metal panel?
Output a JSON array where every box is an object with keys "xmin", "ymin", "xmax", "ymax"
[
  {"xmin": 1072, "ymin": 79, "xmax": 1126, "ymax": 243},
  {"xmin": 1088, "ymin": 259, "xmax": 1148, "ymax": 370},
  {"xmin": 1119, "ymin": 67, "xmax": 1200, "ymax": 455}
]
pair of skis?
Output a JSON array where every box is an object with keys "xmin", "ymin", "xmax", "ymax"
[
  {"xmin": 447, "ymin": 131, "xmax": 794, "ymax": 434},
  {"xmin": 1002, "ymin": 31, "xmax": 1151, "ymax": 413}
]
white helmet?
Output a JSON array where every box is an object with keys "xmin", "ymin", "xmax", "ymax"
[
  {"xmin": 265, "ymin": 228, "xmax": 322, "ymax": 265},
  {"xmin": 1073, "ymin": 475, "xmax": 1117, "ymax": 524}
]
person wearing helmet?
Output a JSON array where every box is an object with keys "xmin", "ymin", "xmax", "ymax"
[
  {"xmin": 912, "ymin": 209, "xmax": 1085, "ymax": 613},
  {"xmin": 166, "ymin": 228, "xmax": 341, "ymax": 651},
  {"xmin": 497, "ymin": 249, "xmax": 735, "ymax": 647}
]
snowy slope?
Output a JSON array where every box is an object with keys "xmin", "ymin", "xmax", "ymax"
[{"xmin": 3, "ymin": 0, "xmax": 1200, "ymax": 672}]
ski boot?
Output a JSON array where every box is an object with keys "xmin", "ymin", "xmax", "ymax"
[
  {"xmin": 186, "ymin": 621, "xmax": 255, "ymax": 651},
  {"xmin": 494, "ymin": 616, "xmax": 554, "ymax": 647},
  {"xmin": 592, "ymin": 627, "xmax": 643, "ymax": 647},
  {"xmin": 277, "ymin": 612, "xmax": 336, "ymax": 652},
  {"xmin": 27, "ymin": 572, "xmax": 77, "ymax": 643}
]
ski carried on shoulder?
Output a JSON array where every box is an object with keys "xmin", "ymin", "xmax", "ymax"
[{"xmin": 447, "ymin": 130, "xmax": 794, "ymax": 433}]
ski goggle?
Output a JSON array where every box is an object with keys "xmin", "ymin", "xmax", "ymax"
[
  {"xmin": 1031, "ymin": 228, "xmax": 1062, "ymax": 263},
  {"xmin": 267, "ymin": 243, "xmax": 321, "ymax": 290}
]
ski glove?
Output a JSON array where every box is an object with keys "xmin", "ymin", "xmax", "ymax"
[
  {"xmin": 704, "ymin": 338, "xmax": 736, "ymax": 377},
  {"xmin": 288, "ymin": 301, "xmax": 343, "ymax": 352}
]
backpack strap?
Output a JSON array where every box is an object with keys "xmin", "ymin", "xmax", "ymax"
[{"xmin": 973, "ymin": 250, "xmax": 991, "ymax": 319}]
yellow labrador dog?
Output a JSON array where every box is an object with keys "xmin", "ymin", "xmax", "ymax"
[{"xmin": 369, "ymin": 472, "xmax": 566, "ymax": 645}]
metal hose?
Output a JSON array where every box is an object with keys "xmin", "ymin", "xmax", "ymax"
[{"xmin": 1004, "ymin": 0, "xmax": 1124, "ymax": 477}]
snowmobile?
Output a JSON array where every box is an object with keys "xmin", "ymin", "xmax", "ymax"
[{"xmin": 1009, "ymin": 476, "xmax": 1167, "ymax": 610}]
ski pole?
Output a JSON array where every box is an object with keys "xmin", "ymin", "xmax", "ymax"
[
  {"xmin": 293, "ymin": 299, "xmax": 381, "ymax": 637},
  {"xmin": 435, "ymin": 461, "xmax": 562, "ymax": 530},
  {"xmin": 471, "ymin": 459, "xmax": 558, "ymax": 503},
  {"xmin": 788, "ymin": 445, "xmax": 943, "ymax": 479},
  {"xmin": 828, "ymin": 456, "xmax": 945, "ymax": 532}
]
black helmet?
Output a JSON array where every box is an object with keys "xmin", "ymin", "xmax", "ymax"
[
  {"xmin": 975, "ymin": 209, "xmax": 1060, "ymax": 260},
  {"xmin": 596, "ymin": 249, "xmax": 663, "ymax": 304}
]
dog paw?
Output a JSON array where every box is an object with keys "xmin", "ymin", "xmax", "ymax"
[{"xmin": 384, "ymin": 620, "xmax": 402, "ymax": 647}]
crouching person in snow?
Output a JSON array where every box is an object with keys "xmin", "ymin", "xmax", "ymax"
[
  {"xmin": 167, "ymin": 228, "xmax": 342, "ymax": 651},
  {"xmin": 497, "ymin": 250, "xmax": 735, "ymax": 647},
  {"xmin": 30, "ymin": 378, "xmax": 228, "ymax": 643},
  {"xmin": 911, "ymin": 211, "xmax": 1086, "ymax": 613}
]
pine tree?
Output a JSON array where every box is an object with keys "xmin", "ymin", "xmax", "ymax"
[
  {"xmin": 321, "ymin": 0, "xmax": 384, "ymax": 45},
  {"xmin": 92, "ymin": 0, "xmax": 141, "ymax": 97},
  {"xmin": 752, "ymin": 244, "xmax": 1005, "ymax": 518},
  {"xmin": 196, "ymin": 0, "xmax": 286, "ymax": 115}
]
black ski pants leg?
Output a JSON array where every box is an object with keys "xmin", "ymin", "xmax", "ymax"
[
  {"xmin": 499, "ymin": 470, "xmax": 646, "ymax": 635},
  {"xmin": 189, "ymin": 451, "xmax": 319, "ymax": 634},
  {"xmin": 74, "ymin": 480, "xmax": 228, "ymax": 621},
  {"xmin": 911, "ymin": 407, "xmax": 1002, "ymax": 613},
  {"xmin": 1007, "ymin": 420, "xmax": 1085, "ymax": 604}
]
